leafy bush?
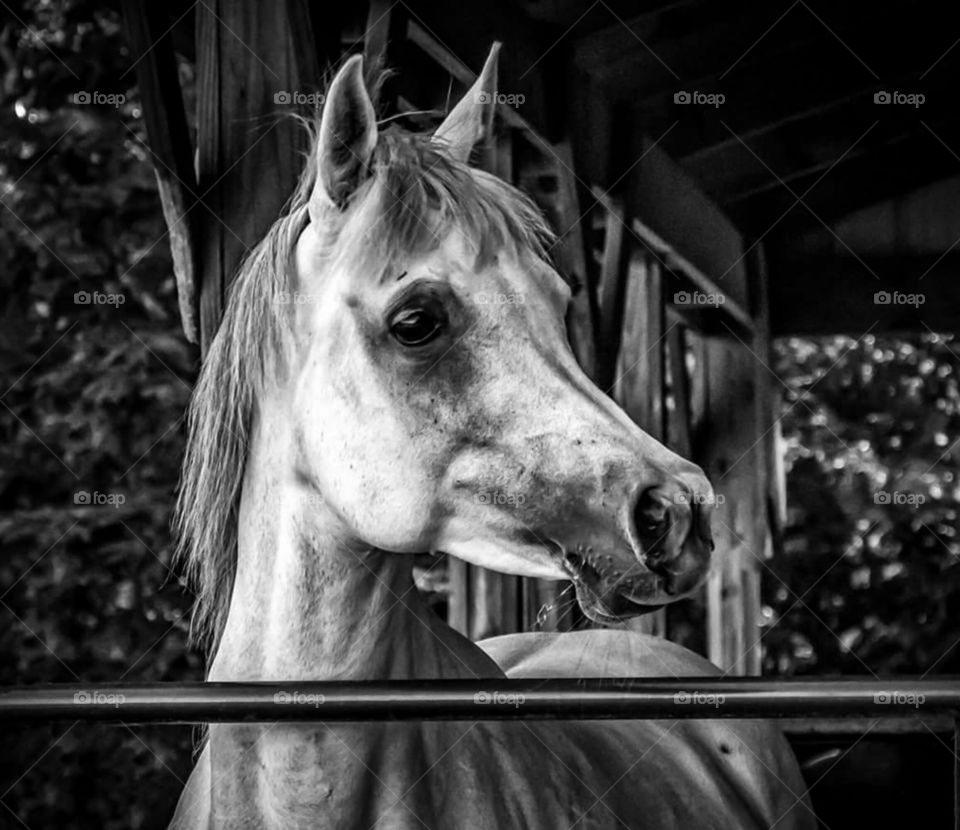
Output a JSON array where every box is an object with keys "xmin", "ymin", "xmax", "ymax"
[{"xmin": 763, "ymin": 334, "xmax": 960, "ymax": 676}]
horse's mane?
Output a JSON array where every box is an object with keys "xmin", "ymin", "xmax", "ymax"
[{"xmin": 174, "ymin": 82, "xmax": 555, "ymax": 656}]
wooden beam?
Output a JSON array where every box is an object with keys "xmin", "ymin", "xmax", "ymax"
[
  {"xmin": 730, "ymin": 119, "xmax": 960, "ymax": 236},
  {"xmin": 769, "ymin": 253, "xmax": 960, "ymax": 335},
  {"xmin": 121, "ymin": 1, "xmax": 199, "ymax": 343},
  {"xmin": 624, "ymin": 137, "xmax": 752, "ymax": 313},
  {"xmin": 614, "ymin": 253, "xmax": 665, "ymax": 439},
  {"xmin": 401, "ymin": 1, "xmax": 558, "ymax": 139},
  {"xmin": 595, "ymin": 197, "xmax": 630, "ymax": 388},
  {"xmin": 194, "ymin": 0, "xmax": 325, "ymax": 352},
  {"xmin": 665, "ymin": 325, "xmax": 692, "ymax": 458}
]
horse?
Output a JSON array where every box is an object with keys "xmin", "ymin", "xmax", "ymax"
[{"xmin": 169, "ymin": 45, "xmax": 815, "ymax": 829}]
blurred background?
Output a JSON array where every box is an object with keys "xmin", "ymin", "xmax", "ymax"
[{"xmin": 0, "ymin": 1, "xmax": 957, "ymax": 828}]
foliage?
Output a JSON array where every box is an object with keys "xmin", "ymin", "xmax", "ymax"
[
  {"xmin": 763, "ymin": 334, "xmax": 960, "ymax": 676},
  {"xmin": 0, "ymin": 2, "xmax": 200, "ymax": 827}
]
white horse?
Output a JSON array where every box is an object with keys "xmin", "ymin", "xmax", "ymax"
[{"xmin": 170, "ymin": 46, "xmax": 814, "ymax": 829}]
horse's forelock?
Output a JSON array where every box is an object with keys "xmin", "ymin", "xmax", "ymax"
[{"xmin": 176, "ymin": 116, "xmax": 554, "ymax": 657}]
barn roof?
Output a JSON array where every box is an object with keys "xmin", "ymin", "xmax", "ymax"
[{"xmin": 129, "ymin": 0, "xmax": 960, "ymax": 338}]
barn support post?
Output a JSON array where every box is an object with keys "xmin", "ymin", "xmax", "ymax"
[{"xmin": 194, "ymin": 0, "xmax": 324, "ymax": 352}]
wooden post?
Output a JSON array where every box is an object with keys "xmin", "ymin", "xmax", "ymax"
[{"xmin": 194, "ymin": 0, "xmax": 323, "ymax": 352}]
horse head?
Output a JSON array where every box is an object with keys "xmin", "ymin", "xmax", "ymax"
[{"xmin": 281, "ymin": 48, "xmax": 716, "ymax": 623}]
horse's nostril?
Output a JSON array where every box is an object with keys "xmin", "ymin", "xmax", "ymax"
[{"xmin": 633, "ymin": 487, "xmax": 673, "ymax": 557}]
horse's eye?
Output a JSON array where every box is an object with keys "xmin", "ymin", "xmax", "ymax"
[{"xmin": 389, "ymin": 305, "xmax": 445, "ymax": 347}]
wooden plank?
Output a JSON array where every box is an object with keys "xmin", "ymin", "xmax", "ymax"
[
  {"xmin": 699, "ymin": 333, "xmax": 764, "ymax": 674},
  {"xmin": 514, "ymin": 134, "xmax": 599, "ymax": 381},
  {"xmin": 666, "ymin": 325, "xmax": 692, "ymax": 457},
  {"xmin": 595, "ymin": 198, "xmax": 629, "ymax": 390},
  {"xmin": 447, "ymin": 556, "xmax": 469, "ymax": 637},
  {"xmin": 405, "ymin": 18, "xmax": 548, "ymax": 138},
  {"xmin": 121, "ymin": 1, "xmax": 199, "ymax": 343},
  {"xmin": 626, "ymin": 138, "xmax": 750, "ymax": 314},
  {"xmin": 590, "ymin": 187, "xmax": 755, "ymax": 336},
  {"xmin": 614, "ymin": 253, "xmax": 664, "ymax": 439},
  {"xmin": 194, "ymin": 0, "xmax": 324, "ymax": 351},
  {"xmin": 742, "ymin": 565, "xmax": 761, "ymax": 676},
  {"xmin": 547, "ymin": 140, "xmax": 599, "ymax": 382},
  {"xmin": 613, "ymin": 251, "xmax": 666, "ymax": 638}
]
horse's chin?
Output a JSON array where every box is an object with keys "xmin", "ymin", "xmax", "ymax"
[
  {"xmin": 571, "ymin": 579, "xmax": 667, "ymax": 623},
  {"xmin": 561, "ymin": 544, "xmax": 707, "ymax": 622}
]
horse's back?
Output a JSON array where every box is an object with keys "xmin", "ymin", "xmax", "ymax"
[{"xmin": 479, "ymin": 629, "xmax": 817, "ymax": 830}]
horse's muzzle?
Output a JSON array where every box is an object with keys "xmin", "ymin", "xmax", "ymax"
[{"xmin": 563, "ymin": 473, "xmax": 716, "ymax": 621}]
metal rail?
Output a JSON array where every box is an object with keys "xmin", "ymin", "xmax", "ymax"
[{"xmin": 0, "ymin": 677, "xmax": 956, "ymax": 724}]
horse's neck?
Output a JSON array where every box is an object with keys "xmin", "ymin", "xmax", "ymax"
[
  {"xmin": 208, "ymin": 412, "xmax": 500, "ymax": 683},
  {"xmin": 201, "ymin": 416, "xmax": 502, "ymax": 826}
]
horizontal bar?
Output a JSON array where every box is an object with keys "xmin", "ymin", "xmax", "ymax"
[{"xmin": 1, "ymin": 678, "xmax": 957, "ymax": 724}]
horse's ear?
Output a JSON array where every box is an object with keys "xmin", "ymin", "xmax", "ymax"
[
  {"xmin": 433, "ymin": 43, "xmax": 500, "ymax": 163},
  {"xmin": 312, "ymin": 54, "xmax": 378, "ymax": 213}
]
